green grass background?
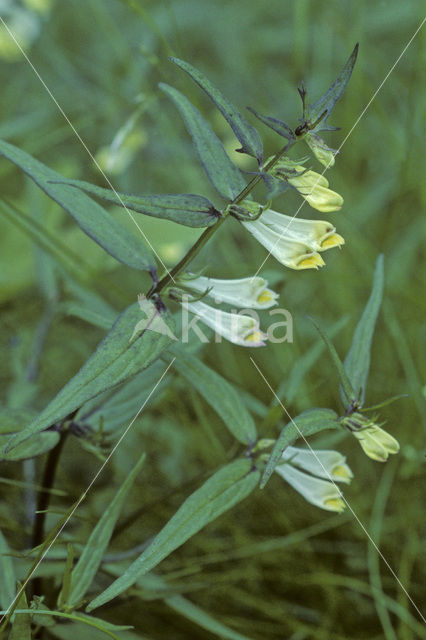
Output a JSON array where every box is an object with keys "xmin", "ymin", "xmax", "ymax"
[{"xmin": 0, "ymin": 1, "xmax": 425, "ymax": 638}]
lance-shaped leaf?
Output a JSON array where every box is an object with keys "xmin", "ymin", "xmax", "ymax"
[
  {"xmin": 64, "ymin": 453, "xmax": 146, "ymax": 608},
  {"xmin": 170, "ymin": 346, "xmax": 257, "ymax": 445},
  {"xmin": 49, "ymin": 179, "xmax": 220, "ymax": 228},
  {"xmin": 0, "ymin": 407, "xmax": 60, "ymax": 462},
  {"xmin": 309, "ymin": 43, "xmax": 359, "ymax": 129},
  {"xmin": 170, "ymin": 57, "xmax": 263, "ymax": 163},
  {"xmin": 342, "ymin": 254, "xmax": 384, "ymax": 406},
  {"xmin": 0, "ymin": 530, "xmax": 16, "ymax": 611},
  {"xmin": 166, "ymin": 594, "xmax": 254, "ymax": 640},
  {"xmin": 309, "ymin": 317, "xmax": 355, "ymax": 406},
  {"xmin": 2, "ymin": 301, "xmax": 175, "ymax": 456},
  {"xmin": 247, "ymin": 106, "xmax": 295, "ymax": 141},
  {"xmin": 0, "ymin": 139, "xmax": 154, "ymax": 272},
  {"xmin": 260, "ymin": 408, "xmax": 339, "ymax": 489},
  {"xmin": 159, "ymin": 83, "xmax": 247, "ymax": 200},
  {"xmin": 9, "ymin": 589, "xmax": 31, "ymax": 640},
  {"xmin": 87, "ymin": 459, "xmax": 260, "ymax": 611}
]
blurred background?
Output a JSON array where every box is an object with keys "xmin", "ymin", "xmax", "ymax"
[{"xmin": 0, "ymin": 1, "xmax": 425, "ymax": 638}]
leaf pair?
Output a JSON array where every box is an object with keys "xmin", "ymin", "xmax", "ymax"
[{"xmin": 248, "ymin": 44, "xmax": 359, "ymax": 141}]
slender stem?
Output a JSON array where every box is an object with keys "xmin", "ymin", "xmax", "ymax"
[
  {"xmin": 31, "ymin": 430, "xmax": 68, "ymax": 602},
  {"xmin": 149, "ymin": 139, "xmax": 295, "ymax": 298}
]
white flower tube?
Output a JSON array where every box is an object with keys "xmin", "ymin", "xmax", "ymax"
[
  {"xmin": 242, "ymin": 218, "xmax": 325, "ymax": 270},
  {"xmin": 260, "ymin": 209, "xmax": 344, "ymax": 252},
  {"xmin": 183, "ymin": 275, "xmax": 279, "ymax": 309},
  {"xmin": 184, "ymin": 299, "xmax": 266, "ymax": 347},
  {"xmin": 281, "ymin": 446, "xmax": 353, "ymax": 484},
  {"xmin": 275, "ymin": 463, "xmax": 346, "ymax": 512}
]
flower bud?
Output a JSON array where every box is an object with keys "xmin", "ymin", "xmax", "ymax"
[
  {"xmin": 305, "ymin": 133, "xmax": 336, "ymax": 168},
  {"xmin": 267, "ymin": 158, "xmax": 343, "ymax": 213},
  {"xmin": 342, "ymin": 413, "xmax": 400, "ymax": 462}
]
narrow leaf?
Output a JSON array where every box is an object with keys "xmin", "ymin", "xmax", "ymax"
[
  {"xmin": 247, "ymin": 107, "xmax": 295, "ymax": 141},
  {"xmin": 309, "ymin": 44, "xmax": 359, "ymax": 128},
  {"xmin": 166, "ymin": 594, "xmax": 254, "ymax": 640},
  {"xmin": 0, "ymin": 431, "xmax": 60, "ymax": 462},
  {"xmin": 342, "ymin": 254, "xmax": 384, "ymax": 405},
  {"xmin": 67, "ymin": 453, "xmax": 146, "ymax": 607},
  {"xmin": 170, "ymin": 57, "xmax": 263, "ymax": 163},
  {"xmin": 2, "ymin": 301, "xmax": 174, "ymax": 456},
  {"xmin": 170, "ymin": 346, "xmax": 257, "ymax": 445},
  {"xmin": 9, "ymin": 589, "xmax": 30, "ymax": 640},
  {"xmin": 0, "ymin": 140, "xmax": 154, "ymax": 272},
  {"xmin": 57, "ymin": 545, "xmax": 75, "ymax": 609},
  {"xmin": 260, "ymin": 408, "xmax": 339, "ymax": 489},
  {"xmin": 0, "ymin": 531, "xmax": 15, "ymax": 610},
  {"xmin": 159, "ymin": 83, "xmax": 247, "ymax": 200},
  {"xmin": 87, "ymin": 459, "xmax": 259, "ymax": 610},
  {"xmin": 50, "ymin": 179, "xmax": 220, "ymax": 228},
  {"xmin": 309, "ymin": 316, "xmax": 355, "ymax": 405}
]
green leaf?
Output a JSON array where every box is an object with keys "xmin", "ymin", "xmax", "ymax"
[
  {"xmin": 260, "ymin": 408, "xmax": 339, "ymax": 489},
  {"xmin": 309, "ymin": 43, "xmax": 359, "ymax": 130},
  {"xmin": 170, "ymin": 346, "xmax": 257, "ymax": 445},
  {"xmin": 57, "ymin": 545, "xmax": 75, "ymax": 610},
  {"xmin": 166, "ymin": 594, "xmax": 254, "ymax": 640},
  {"xmin": 309, "ymin": 316, "xmax": 355, "ymax": 405},
  {"xmin": 159, "ymin": 83, "xmax": 247, "ymax": 200},
  {"xmin": 170, "ymin": 57, "xmax": 263, "ymax": 163},
  {"xmin": 2, "ymin": 301, "xmax": 175, "ymax": 456},
  {"xmin": 0, "ymin": 431, "xmax": 60, "ymax": 462},
  {"xmin": 342, "ymin": 254, "xmax": 384, "ymax": 406},
  {"xmin": 0, "ymin": 530, "xmax": 16, "ymax": 610},
  {"xmin": 50, "ymin": 179, "xmax": 220, "ymax": 228},
  {"xmin": 9, "ymin": 590, "xmax": 31, "ymax": 640},
  {"xmin": 246, "ymin": 107, "xmax": 295, "ymax": 141},
  {"xmin": 87, "ymin": 459, "xmax": 260, "ymax": 610},
  {"xmin": 0, "ymin": 139, "xmax": 154, "ymax": 272},
  {"xmin": 66, "ymin": 453, "xmax": 146, "ymax": 607},
  {"xmin": 0, "ymin": 407, "xmax": 60, "ymax": 461}
]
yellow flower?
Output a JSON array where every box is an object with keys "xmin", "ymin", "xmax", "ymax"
[
  {"xmin": 267, "ymin": 158, "xmax": 343, "ymax": 212},
  {"xmin": 342, "ymin": 413, "xmax": 400, "ymax": 462}
]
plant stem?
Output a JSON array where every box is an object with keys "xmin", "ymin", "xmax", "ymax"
[
  {"xmin": 149, "ymin": 140, "xmax": 294, "ymax": 297},
  {"xmin": 31, "ymin": 431, "xmax": 68, "ymax": 600}
]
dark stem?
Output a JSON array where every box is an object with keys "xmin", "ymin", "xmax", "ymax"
[
  {"xmin": 31, "ymin": 431, "xmax": 68, "ymax": 596},
  {"xmin": 149, "ymin": 140, "xmax": 294, "ymax": 298}
]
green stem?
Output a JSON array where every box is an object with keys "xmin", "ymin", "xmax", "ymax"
[{"xmin": 149, "ymin": 139, "xmax": 295, "ymax": 298}]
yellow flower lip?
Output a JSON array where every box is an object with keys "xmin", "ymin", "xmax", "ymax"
[
  {"xmin": 320, "ymin": 233, "xmax": 345, "ymax": 250},
  {"xmin": 332, "ymin": 464, "xmax": 353, "ymax": 482},
  {"xmin": 257, "ymin": 290, "xmax": 275, "ymax": 304},
  {"xmin": 296, "ymin": 253, "xmax": 325, "ymax": 270},
  {"xmin": 324, "ymin": 497, "xmax": 346, "ymax": 513},
  {"xmin": 244, "ymin": 330, "xmax": 266, "ymax": 345}
]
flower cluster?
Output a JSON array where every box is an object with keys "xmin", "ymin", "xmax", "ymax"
[
  {"xmin": 274, "ymin": 446, "xmax": 353, "ymax": 512},
  {"xmin": 165, "ymin": 128, "xmax": 345, "ymax": 347}
]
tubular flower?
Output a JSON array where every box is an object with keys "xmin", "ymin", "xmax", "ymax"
[
  {"xmin": 183, "ymin": 299, "xmax": 267, "ymax": 347},
  {"xmin": 342, "ymin": 413, "xmax": 400, "ymax": 462},
  {"xmin": 181, "ymin": 275, "xmax": 279, "ymax": 309},
  {"xmin": 305, "ymin": 132, "xmax": 337, "ymax": 168},
  {"xmin": 242, "ymin": 218, "xmax": 325, "ymax": 270},
  {"xmin": 275, "ymin": 446, "xmax": 351, "ymax": 512},
  {"xmin": 268, "ymin": 158, "xmax": 343, "ymax": 212},
  {"xmin": 260, "ymin": 209, "xmax": 345, "ymax": 252},
  {"xmin": 281, "ymin": 446, "xmax": 353, "ymax": 484}
]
